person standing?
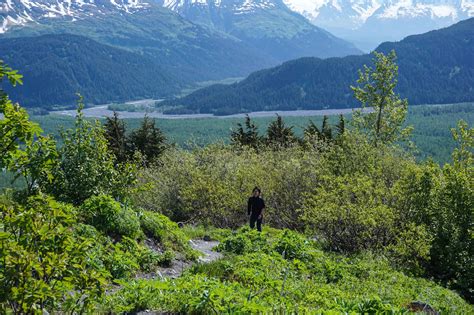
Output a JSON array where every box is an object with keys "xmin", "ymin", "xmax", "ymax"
[{"xmin": 248, "ymin": 187, "xmax": 265, "ymax": 232}]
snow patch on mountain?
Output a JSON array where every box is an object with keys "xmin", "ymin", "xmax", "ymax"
[
  {"xmin": 235, "ymin": 0, "xmax": 276, "ymax": 13},
  {"xmin": 379, "ymin": 1, "xmax": 458, "ymax": 19},
  {"xmin": 282, "ymin": 0, "xmax": 324, "ymax": 18},
  {"xmin": 0, "ymin": 0, "xmax": 149, "ymax": 33},
  {"xmin": 284, "ymin": 0, "xmax": 473, "ymax": 24},
  {"xmin": 461, "ymin": 0, "xmax": 474, "ymax": 15},
  {"xmin": 164, "ymin": 0, "xmax": 276, "ymax": 13}
]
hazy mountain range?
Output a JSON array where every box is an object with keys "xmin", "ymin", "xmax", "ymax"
[{"xmin": 282, "ymin": 0, "xmax": 474, "ymax": 50}]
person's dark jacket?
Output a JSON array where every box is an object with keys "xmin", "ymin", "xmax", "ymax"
[{"xmin": 248, "ymin": 196, "xmax": 265, "ymax": 218}]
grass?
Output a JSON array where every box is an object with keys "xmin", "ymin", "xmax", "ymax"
[{"xmin": 181, "ymin": 225, "xmax": 233, "ymax": 242}]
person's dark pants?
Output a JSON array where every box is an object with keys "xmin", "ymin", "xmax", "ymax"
[{"xmin": 249, "ymin": 215, "xmax": 262, "ymax": 232}]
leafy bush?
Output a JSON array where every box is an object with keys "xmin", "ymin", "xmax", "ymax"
[
  {"xmin": 43, "ymin": 99, "xmax": 137, "ymax": 205},
  {"xmin": 0, "ymin": 195, "xmax": 109, "ymax": 313},
  {"xmin": 80, "ymin": 194, "xmax": 142, "ymax": 240},
  {"xmin": 272, "ymin": 229, "xmax": 314, "ymax": 261},
  {"xmin": 301, "ymin": 174, "xmax": 397, "ymax": 252},
  {"xmin": 217, "ymin": 227, "xmax": 268, "ymax": 255},
  {"xmin": 103, "ymin": 241, "xmax": 141, "ymax": 279},
  {"xmin": 393, "ymin": 121, "xmax": 473, "ymax": 300}
]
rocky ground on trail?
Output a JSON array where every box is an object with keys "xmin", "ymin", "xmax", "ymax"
[{"xmin": 137, "ymin": 239, "xmax": 222, "ymax": 280}]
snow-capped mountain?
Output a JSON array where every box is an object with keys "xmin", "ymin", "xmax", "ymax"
[
  {"xmin": 282, "ymin": 0, "xmax": 474, "ymax": 50},
  {"xmin": 0, "ymin": 0, "xmax": 148, "ymax": 33},
  {"xmin": 160, "ymin": 0, "xmax": 361, "ymax": 60}
]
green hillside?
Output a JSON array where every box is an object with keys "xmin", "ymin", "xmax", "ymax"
[
  {"xmin": 163, "ymin": 18, "xmax": 474, "ymax": 114},
  {"xmin": 0, "ymin": 34, "xmax": 181, "ymax": 108}
]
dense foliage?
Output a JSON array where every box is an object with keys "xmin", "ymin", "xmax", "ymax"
[
  {"xmin": 106, "ymin": 228, "xmax": 472, "ymax": 314},
  {"xmin": 133, "ymin": 119, "xmax": 473, "ymax": 300},
  {"xmin": 163, "ymin": 18, "xmax": 474, "ymax": 115},
  {"xmin": 1, "ymin": 195, "xmax": 108, "ymax": 313},
  {"xmin": 41, "ymin": 97, "xmax": 136, "ymax": 205}
]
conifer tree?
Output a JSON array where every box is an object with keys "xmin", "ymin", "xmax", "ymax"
[
  {"xmin": 104, "ymin": 111, "xmax": 129, "ymax": 163},
  {"xmin": 303, "ymin": 120, "xmax": 321, "ymax": 140},
  {"xmin": 129, "ymin": 115, "xmax": 167, "ymax": 165},
  {"xmin": 321, "ymin": 115, "xmax": 332, "ymax": 141},
  {"xmin": 266, "ymin": 115, "xmax": 296, "ymax": 148},
  {"xmin": 230, "ymin": 115, "xmax": 261, "ymax": 150},
  {"xmin": 336, "ymin": 114, "xmax": 345, "ymax": 137}
]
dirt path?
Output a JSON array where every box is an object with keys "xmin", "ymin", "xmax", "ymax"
[
  {"xmin": 141, "ymin": 239, "xmax": 222, "ymax": 280},
  {"xmin": 190, "ymin": 240, "xmax": 222, "ymax": 263}
]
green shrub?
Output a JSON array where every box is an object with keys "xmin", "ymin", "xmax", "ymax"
[
  {"xmin": 43, "ymin": 100, "xmax": 137, "ymax": 205},
  {"xmin": 103, "ymin": 242, "xmax": 140, "ymax": 279},
  {"xmin": 80, "ymin": 194, "xmax": 142, "ymax": 239},
  {"xmin": 217, "ymin": 227, "xmax": 268, "ymax": 255},
  {"xmin": 0, "ymin": 195, "xmax": 108, "ymax": 313},
  {"xmin": 393, "ymin": 121, "xmax": 473, "ymax": 300},
  {"xmin": 159, "ymin": 249, "xmax": 176, "ymax": 267},
  {"xmin": 273, "ymin": 229, "xmax": 314, "ymax": 261},
  {"xmin": 301, "ymin": 174, "xmax": 397, "ymax": 253}
]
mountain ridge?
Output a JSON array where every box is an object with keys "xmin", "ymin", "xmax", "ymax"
[
  {"xmin": 281, "ymin": 0, "xmax": 474, "ymax": 50},
  {"xmin": 0, "ymin": 33, "xmax": 183, "ymax": 107},
  {"xmin": 0, "ymin": 0, "xmax": 363, "ymax": 107},
  {"xmin": 161, "ymin": 18, "xmax": 474, "ymax": 115},
  {"xmin": 160, "ymin": 0, "xmax": 361, "ymax": 60}
]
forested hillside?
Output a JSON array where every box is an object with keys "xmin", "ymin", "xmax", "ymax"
[
  {"xmin": 163, "ymin": 18, "xmax": 474, "ymax": 115},
  {"xmin": 0, "ymin": 34, "xmax": 182, "ymax": 108}
]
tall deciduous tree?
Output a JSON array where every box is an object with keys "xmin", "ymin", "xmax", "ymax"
[
  {"xmin": 0, "ymin": 60, "xmax": 57, "ymax": 194},
  {"xmin": 351, "ymin": 50, "xmax": 412, "ymax": 145}
]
